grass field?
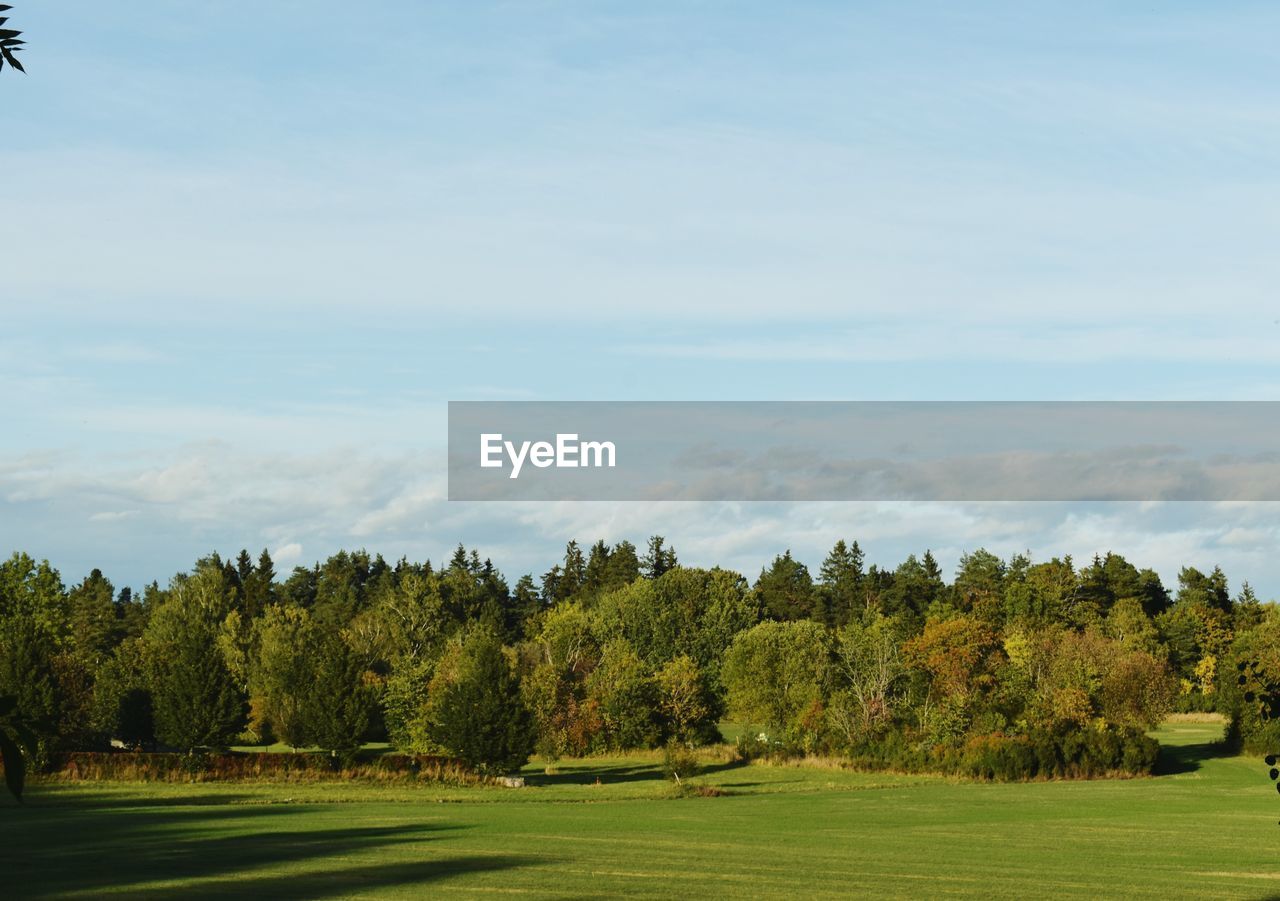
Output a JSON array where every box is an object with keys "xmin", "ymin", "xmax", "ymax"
[{"xmin": 4, "ymin": 719, "xmax": 1279, "ymax": 899}]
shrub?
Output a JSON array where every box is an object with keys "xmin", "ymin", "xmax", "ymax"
[
  {"xmin": 661, "ymin": 742, "xmax": 701, "ymax": 783},
  {"xmin": 958, "ymin": 733, "xmax": 1036, "ymax": 781},
  {"xmin": 25, "ymin": 750, "xmax": 489, "ymax": 785}
]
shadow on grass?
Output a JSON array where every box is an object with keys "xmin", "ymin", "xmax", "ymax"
[
  {"xmin": 0, "ymin": 787, "xmax": 534, "ymax": 899},
  {"xmin": 1153, "ymin": 737, "xmax": 1235, "ymax": 776}
]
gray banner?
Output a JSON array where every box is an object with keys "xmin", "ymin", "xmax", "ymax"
[{"xmin": 447, "ymin": 401, "xmax": 1280, "ymax": 501}]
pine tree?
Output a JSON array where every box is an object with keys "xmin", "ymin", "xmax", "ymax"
[
  {"xmin": 642, "ymin": 536, "xmax": 677, "ymax": 580},
  {"xmin": 427, "ymin": 631, "xmax": 534, "ymax": 774},
  {"xmin": 68, "ymin": 568, "xmax": 119, "ymax": 665},
  {"xmin": 150, "ymin": 615, "xmax": 245, "ymax": 752},
  {"xmin": 512, "ymin": 574, "xmax": 542, "ymax": 637},
  {"xmin": 560, "ymin": 541, "xmax": 586, "ymax": 600},
  {"xmin": 582, "ymin": 540, "xmax": 612, "ymax": 599},
  {"xmin": 755, "ymin": 551, "xmax": 816, "ymax": 621},
  {"xmin": 607, "ymin": 540, "xmax": 641, "ymax": 587},
  {"xmin": 818, "ymin": 540, "xmax": 865, "ymax": 626},
  {"xmin": 242, "ymin": 548, "xmax": 276, "ymax": 619},
  {"xmin": 146, "ymin": 566, "xmax": 245, "ymax": 752},
  {"xmin": 303, "ymin": 632, "xmax": 372, "ymax": 758}
]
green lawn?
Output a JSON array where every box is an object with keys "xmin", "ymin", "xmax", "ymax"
[{"xmin": 5, "ymin": 719, "xmax": 1278, "ymax": 899}]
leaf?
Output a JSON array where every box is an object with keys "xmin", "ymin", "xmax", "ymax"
[
  {"xmin": 2, "ymin": 46, "xmax": 23, "ymax": 73},
  {"xmin": 0, "ymin": 29, "xmax": 20, "ymax": 38},
  {"xmin": 0, "ymin": 5, "xmax": 13, "ymax": 10},
  {"xmin": 0, "ymin": 695, "xmax": 14, "ymax": 717},
  {"xmin": 0, "ymin": 731, "xmax": 24, "ymax": 803}
]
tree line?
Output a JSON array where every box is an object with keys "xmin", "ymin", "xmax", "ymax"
[{"xmin": 2, "ymin": 537, "xmax": 1277, "ymax": 778}]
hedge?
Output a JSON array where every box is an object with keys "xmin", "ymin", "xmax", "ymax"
[{"xmin": 14, "ymin": 751, "xmax": 489, "ymax": 785}]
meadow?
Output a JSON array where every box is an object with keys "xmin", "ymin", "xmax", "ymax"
[{"xmin": 3, "ymin": 719, "xmax": 1278, "ymax": 899}]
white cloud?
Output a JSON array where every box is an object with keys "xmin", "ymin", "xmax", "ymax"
[
  {"xmin": 88, "ymin": 510, "xmax": 140, "ymax": 523},
  {"xmin": 271, "ymin": 542, "xmax": 303, "ymax": 566},
  {"xmin": 4, "ymin": 441, "xmax": 1280, "ymax": 597}
]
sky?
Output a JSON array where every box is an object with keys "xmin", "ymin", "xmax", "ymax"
[{"xmin": 3, "ymin": 1, "xmax": 1280, "ymax": 595}]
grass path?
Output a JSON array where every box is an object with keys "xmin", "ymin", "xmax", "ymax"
[{"xmin": 4, "ymin": 720, "xmax": 1278, "ymax": 899}]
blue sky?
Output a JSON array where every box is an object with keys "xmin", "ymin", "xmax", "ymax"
[{"xmin": 3, "ymin": 1, "xmax": 1280, "ymax": 593}]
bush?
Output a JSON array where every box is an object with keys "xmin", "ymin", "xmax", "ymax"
[
  {"xmin": 958, "ymin": 733, "xmax": 1036, "ymax": 781},
  {"xmin": 831, "ymin": 724, "xmax": 1156, "ymax": 781},
  {"xmin": 26, "ymin": 750, "xmax": 488, "ymax": 785},
  {"xmin": 661, "ymin": 742, "xmax": 701, "ymax": 783}
]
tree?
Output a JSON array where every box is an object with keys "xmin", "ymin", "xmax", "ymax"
[
  {"xmin": 654, "ymin": 655, "xmax": 713, "ymax": 744},
  {"xmin": 642, "ymin": 536, "xmax": 677, "ymax": 580},
  {"xmin": 426, "ymin": 630, "xmax": 534, "ymax": 774},
  {"xmin": 522, "ymin": 604, "xmax": 603, "ymax": 758},
  {"xmin": 1104, "ymin": 597, "xmax": 1161, "ymax": 656},
  {"xmin": 592, "ymin": 567, "xmax": 756, "ymax": 694},
  {"xmin": 587, "ymin": 641, "xmax": 659, "ymax": 749},
  {"xmin": 91, "ymin": 640, "xmax": 155, "ymax": 749},
  {"xmin": 560, "ymin": 541, "xmax": 587, "ymax": 600},
  {"xmin": 829, "ymin": 614, "xmax": 905, "ymax": 744},
  {"xmin": 818, "ymin": 539, "xmax": 864, "ymax": 626},
  {"xmin": 0, "ymin": 552, "xmax": 68, "ymax": 642},
  {"xmin": 606, "ymin": 540, "xmax": 641, "ymax": 588},
  {"xmin": 145, "ymin": 566, "xmax": 245, "ymax": 752},
  {"xmin": 252, "ymin": 605, "xmax": 315, "ymax": 748},
  {"xmin": 0, "ymin": 616, "xmax": 59, "ymax": 759},
  {"xmin": 1176, "ymin": 566, "xmax": 1232, "ymax": 614},
  {"xmin": 880, "ymin": 553, "xmax": 944, "ymax": 620},
  {"xmin": 1029, "ymin": 628, "xmax": 1176, "ymax": 732},
  {"xmin": 953, "ymin": 549, "xmax": 1006, "ymax": 623},
  {"xmin": 149, "ymin": 615, "xmax": 246, "ymax": 752},
  {"xmin": 1003, "ymin": 556, "xmax": 1076, "ymax": 626},
  {"xmin": 903, "ymin": 616, "xmax": 1002, "ymax": 705},
  {"xmin": 302, "ymin": 631, "xmax": 373, "ymax": 757},
  {"xmin": 721, "ymin": 620, "xmax": 830, "ymax": 744},
  {"xmin": 0, "ymin": 5, "xmax": 25, "ymax": 74},
  {"xmin": 241, "ymin": 549, "xmax": 276, "ymax": 619},
  {"xmin": 754, "ymin": 551, "xmax": 816, "ymax": 621},
  {"xmin": 67, "ymin": 569, "xmax": 120, "ymax": 666}
]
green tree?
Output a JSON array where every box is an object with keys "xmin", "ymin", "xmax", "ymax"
[
  {"xmin": 145, "ymin": 566, "xmax": 245, "ymax": 752},
  {"xmin": 754, "ymin": 551, "xmax": 816, "ymax": 622},
  {"xmin": 252, "ymin": 605, "xmax": 315, "ymax": 748},
  {"xmin": 0, "ymin": 552, "xmax": 68, "ymax": 642},
  {"xmin": 0, "ymin": 616, "xmax": 59, "ymax": 759},
  {"xmin": 642, "ymin": 536, "xmax": 677, "ymax": 580},
  {"xmin": 67, "ymin": 569, "xmax": 120, "ymax": 666},
  {"xmin": 953, "ymin": 549, "xmax": 1006, "ymax": 623},
  {"xmin": 302, "ymin": 631, "xmax": 373, "ymax": 757},
  {"xmin": 829, "ymin": 614, "xmax": 905, "ymax": 745},
  {"xmin": 721, "ymin": 620, "xmax": 830, "ymax": 744},
  {"xmin": 654, "ymin": 655, "xmax": 714, "ymax": 744},
  {"xmin": 427, "ymin": 631, "xmax": 534, "ymax": 774},
  {"xmin": 818, "ymin": 539, "xmax": 864, "ymax": 626},
  {"xmin": 91, "ymin": 640, "xmax": 155, "ymax": 748},
  {"xmin": 587, "ymin": 641, "xmax": 659, "ymax": 749},
  {"xmin": 880, "ymin": 553, "xmax": 945, "ymax": 620},
  {"xmin": 241, "ymin": 549, "xmax": 276, "ymax": 619}
]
